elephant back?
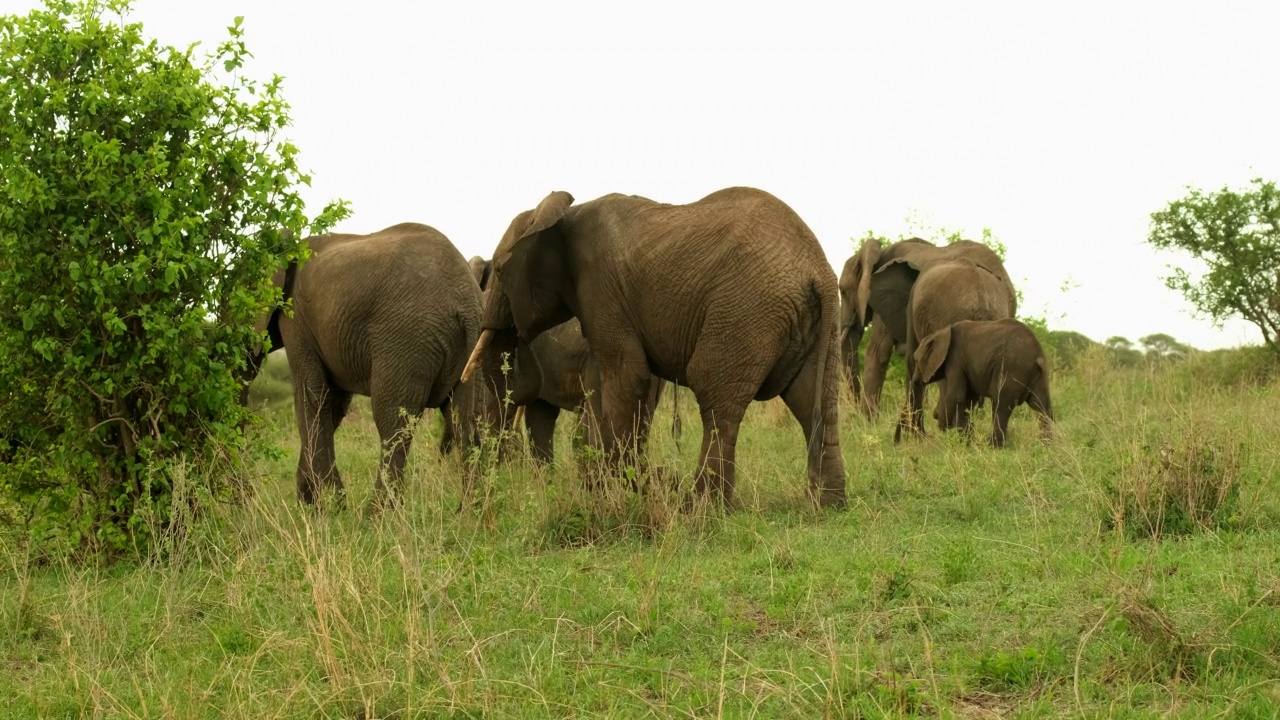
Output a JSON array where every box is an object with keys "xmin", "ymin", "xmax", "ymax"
[
  {"xmin": 892, "ymin": 240, "xmax": 1010, "ymax": 283},
  {"xmin": 909, "ymin": 259, "xmax": 1016, "ymax": 342},
  {"xmin": 867, "ymin": 239, "xmax": 1017, "ymax": 338},
  {"xmin": 834, "ymin": 237, "xmax": 1012, "ymax": 309},
  {"xmin": 287, "ymin": 222, "xmax": 483, "ymax": 394}
]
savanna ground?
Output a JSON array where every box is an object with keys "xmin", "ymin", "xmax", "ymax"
[{"xmin": 4, "ymin": 346, "xmax": 1280, "ymax": 719}]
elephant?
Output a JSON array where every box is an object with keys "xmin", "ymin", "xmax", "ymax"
[
  {"xmin": 466, "ymin": 256, "xmax": 678, "ymax": 464},
  {"xmin": 236, "ymin": 228, "xmax": 301, "ymax": 408},
  {"xmin": 839, "ymin": 237, "xmax": 1017, "ymax": 418},
  {"xmin": 270, "ymin": 222, "xmax": 500, "ymax": 506},
  {"xmin": 459, "ymin": 187, "xmax": 846, "ymax": 510},
  {"xmin": 239, "ymin": 258, "xmax": 471, "ymax": 462},
  {"xmin": 890, "ymin": 257, "xmax": 1018, "ymax": 442},
  {"xmin": 913, "ymin": 318, "xmax": 1054, "ymax": 447}
]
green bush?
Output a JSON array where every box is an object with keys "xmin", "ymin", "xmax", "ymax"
[
  {"xmin": 1103, "ymin": 431, "xmax": 1243, "ymax": 540},
  {"xmin": 0, "ymin": 0, "xmax": 347, "ymax": 559}
]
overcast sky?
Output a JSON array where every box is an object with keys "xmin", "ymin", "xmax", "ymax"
[{"xmin": 7, "ymin": 0, "xmax": 1279, "ymax": 349}]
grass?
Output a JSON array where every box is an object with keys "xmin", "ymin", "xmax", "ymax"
[{"xmin": 4, "ymin": 349, "xmax": 1280, "ymax": 717}]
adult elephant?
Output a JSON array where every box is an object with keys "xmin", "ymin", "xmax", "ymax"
[
  {"xmin": 839, "ymin": 237, "xmax": 1017, "ymax": 418},
  {"xmin": 467, "ymin": 257, "xmax": 676, "ymax": 464},
  {"xmin": 460, "ymin": 187, "xmax": 846, "ymax": 510},
  {"xmin": 885, "ymin": 257, "xmax": 1017, "ymax": 442},
  {"xmin": 271, "ymin": 222, "xmax": 499, "ymax": 506}
]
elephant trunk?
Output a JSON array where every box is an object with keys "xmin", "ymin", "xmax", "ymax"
[{"xmin": 460, "ymin": 328, "xmax": 493, "ymax": 383}]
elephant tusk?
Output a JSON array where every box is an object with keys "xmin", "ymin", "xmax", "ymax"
[
  {"xmin": 839, "ymin": 326, "xmax": 849, "ymax": 344},
  {"xmin": 460, "ymin": 328, "xmax": 493, "ymax": 383}
]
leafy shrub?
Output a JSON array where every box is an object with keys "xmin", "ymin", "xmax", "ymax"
[
  {"xmin": 1103, "ymin": 430, "xmax": 1243, "ymax": 540},
  {"xmin": 0, "ymin": 1, "xmax": 347, "ymax": 559}
]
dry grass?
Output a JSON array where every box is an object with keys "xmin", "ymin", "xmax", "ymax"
[{"xmin": 3, "ymin": 349, "xmax": 1280, "ymax": 717}]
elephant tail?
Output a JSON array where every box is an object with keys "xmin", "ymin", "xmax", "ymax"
[
  {"xmin": 670, "ymin": 380, "xmax": 682, "ymax": 440},
  {"xmin": 809, "ymin": 278, "xmax": 839, "ymax": 453}
]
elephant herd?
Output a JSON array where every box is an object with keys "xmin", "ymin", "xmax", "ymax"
[{"xmin": 251, "ymin": 186, "xmax": 1054, "ymax": 511}]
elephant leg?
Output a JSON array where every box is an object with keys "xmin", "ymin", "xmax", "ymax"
[
  {"xmin": 960, "ymin": 403, "xmax": 976, "ymax": 443},
  {"xmin": 587, "ymin": 340, "xmax": 655, "ymax": 477},
  {"xmin": 474, "ymin": 373, "xmax": 521, "ymax": 462},
  {"xmin": 911, "ymin": 375, "xmax": 928, "ymax": 435},
  {"xmin": 894, "ymin": 370, "xmax": 928, "ymax": 444},
  {"xmin": 370, "ymin": 388, "xmax": 421, "ymax": 503},
  {"xmin": 290, "ymin": 364, "xmax": 349, "ymax": 506},
  {"xmin": 437, "ymin": 398, "xmax": 456, "ymax": 456},
  {"xmin": 693, "ymin": 404, "xmax": 747, "ymax": 510},
  {"xmin": 780, "ymin": 348, "xmax": 847, "ymax": 509},
  {"xmin": 493, "ymin": 404, "xmax": 523, "ymax": 462},
  {"xmin": 579, "ymin": 373, "xmax": 658, "ymax": 496},
  {"xmin": 648, "ymin": 378, "xmax": 680, "ymax": 441},
  {"xmin": 579, "ymin": 388, "xmax": 605, "ymax": 465},
  {"xmin": 634, "ymin": 380, "xmax": 660, "ymax": 459},
  {"xmin": 525, "ymin": 400, "xmax": 561, "ymax": 464},
  {"xmin": 596, "ymin": 375, "xmax": 654, "ymax": 472},
  {"xmin": 990, "ymin": 404, "xmax": 1013, "ymax": 448},
  {"xmin": 860, "ymin": 322, "xmax": 894, "ymax": 419},
  {"xmin": 841, "ymin": 328, "xmax": 862, "ymax": 405},
  {"xmin": 685, "ymin": 330, "xmax": 776, "ymax": 509},
  {"xmin": 333, "ymin": 392, "xmax": 353, "ymax": 428},
  {"xmin": 670, "ymin": 383, "xmax": 684, "ymax": 439}
]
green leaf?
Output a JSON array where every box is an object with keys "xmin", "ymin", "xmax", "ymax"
[
  {"xmin": 0, "ymin": 0, "xmax": 346, "ymax": 560},
  {"xmin": 1147, "ymin": 177, "xmax": 1280, "ymax": 354}
]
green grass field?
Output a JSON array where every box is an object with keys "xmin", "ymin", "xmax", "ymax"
[{"xmin": 4, "ymin": 348, "xmax": 1280, "ymax": 718}]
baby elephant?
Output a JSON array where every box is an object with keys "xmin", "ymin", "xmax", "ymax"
[{"xmin": 912, "ymin": 318, "xmax": 1054, "ymax": 447}]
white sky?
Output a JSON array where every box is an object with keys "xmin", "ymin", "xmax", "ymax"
[{"xmin": 6, "ymin": 1, "xmax": 1279, "ymax": 349}]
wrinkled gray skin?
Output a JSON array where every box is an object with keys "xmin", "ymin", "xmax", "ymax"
[
  {"xmin": 270, "ymin": 223, "xmax": 499, "ymax": 506},
  {"xmin": 839, "ymin": 237, "xmax": 1017, "ymax": 419},
  {"xmin": 891, "ymin": 258, "xmax": 1018, "ymax": 442},
  {"xmin": 914, "ymin": 319, "xmax": 1054, "ymax": 447},
  {"xmin": 461, "ymin": 187, "xmax": 846, "ymax": 510},
  {"xmin": 467, "ymin": 257, "xmax": 673, "ymax": 463}
]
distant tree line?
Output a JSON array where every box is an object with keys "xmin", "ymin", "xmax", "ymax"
[{"xmin": 1031, "ymin": 331, "xmax": 1193, "ymax": 369}]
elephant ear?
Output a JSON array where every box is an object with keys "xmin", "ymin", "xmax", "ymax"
[
  {"xmin": 913, "ymin": 325, "xmax": 953, "ymax": 385},
  {"xmin": 482, "ymin": 191, "xmax": 576, "ymax": 335},
  {"xmin": 468, "ymin": 256, "xmax": 492, "ymax": 290},
  {"xmin": 853, "ymin": 237, "xmax": 883, "ymax": 328},
  {"xmin": 493, "ymin": 191, "xmax": 574, "ymax": 267},
  {"xmin": 868, "ymin": 257, "xmax": 920, "ymax": 344}
]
